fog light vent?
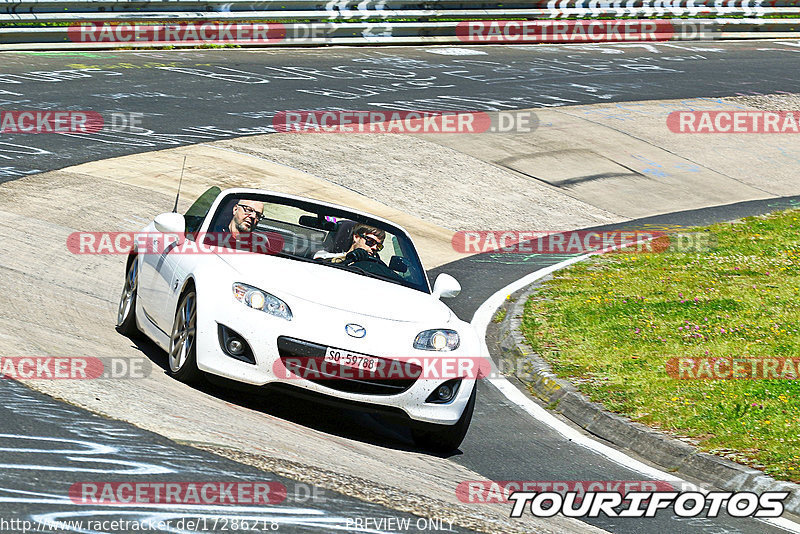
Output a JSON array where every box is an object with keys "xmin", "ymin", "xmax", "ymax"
[
  {"xmin": 217, "ymin": 324, "xmax": 255, "ymax": 364},
  {"xmin": 227, "ymin": 338, "xmax": 244, "ymax": 355},
  {"xmin": 426, "ymin": 378, "xmax": 462, "ymax": 404}
]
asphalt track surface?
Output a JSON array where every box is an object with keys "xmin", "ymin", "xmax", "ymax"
[
  {"xmin": 0, "ymin": 379, "xmax": 462, "ymax": 534},
  {"xmin": 2, "ymin": 41, "xmax": 800, "ymax": 176},
  {"xmin": 2, "ymin": 42, "xmax": 800, "ymax": 533}
]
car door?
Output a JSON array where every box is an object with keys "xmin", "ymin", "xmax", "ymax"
[
  {"xmin": 143, "ymin": 186, "xmax": 222, "ymax": 331},
  {"xmin": 138, "ymin": 231, "xmax": 172, "ymax": 331}
]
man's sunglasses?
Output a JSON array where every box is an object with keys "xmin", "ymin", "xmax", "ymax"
[
  {"xmin": 361, "ymin": 234, "xmax": 384, "ymax": 251},
  {"xmin": 237, "ymin": 204, "xmax": 263, "ymax": 220}
]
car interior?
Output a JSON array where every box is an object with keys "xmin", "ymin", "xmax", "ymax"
[{"xmin": 195, "ymin": 192, "xmax": 422, "ymax": 289}]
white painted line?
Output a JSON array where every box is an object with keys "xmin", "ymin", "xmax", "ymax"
[
  {"xmin": 424, "ymin": 47, "xmax": 487, "ymax": 55},
  {"xmin": 469, "ymin": 252, "xmax": 800, "ymax": 532}
]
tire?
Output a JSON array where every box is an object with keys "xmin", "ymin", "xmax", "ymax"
[
  {"xmin": 168, "ymin": 288, "xmax": 203, "ymax": 384},
  {"xmin": 411, "ymin": 384, "xmax": 476, "ymax": 453},
  {"xmin": 116, "ymin": 257, "xmax": 140, "ymax": 337}
]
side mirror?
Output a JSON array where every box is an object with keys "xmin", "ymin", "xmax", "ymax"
[
  {"xmin": 154, "ymin": 212, "xmax": 186, "ymax": 234},
  {"xmin": 432, "ymin": 273, "xmax": 461, "ymax": 299}
]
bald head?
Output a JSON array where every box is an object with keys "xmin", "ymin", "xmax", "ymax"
[{"xmin": 229, "ymin": 199, "xmax": 264, "ymax": 236}]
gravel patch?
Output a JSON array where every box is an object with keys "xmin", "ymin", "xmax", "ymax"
[{"xmin": 724, "ymin": 93, "xmax": 800, "ymax": 110}]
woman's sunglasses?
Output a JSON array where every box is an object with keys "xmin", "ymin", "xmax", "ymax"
[{"xmin": 361, "ymin": 234, "xmax": 384, "ymax": 251}]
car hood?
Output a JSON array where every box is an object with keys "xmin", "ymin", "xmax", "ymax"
[{"xmin": 217, "ymin": 253, "xmax": 451, "ymax": 323}]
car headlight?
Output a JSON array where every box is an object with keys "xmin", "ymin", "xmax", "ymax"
[
  {"xmin": 232, "ymin": 283, "xmax": 292, "ymax": 321},
  {"xmin": 414, "ymin": 329, "xmax": 460, "ymax": 351}
]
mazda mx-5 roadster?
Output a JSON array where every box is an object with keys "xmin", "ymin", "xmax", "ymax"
[{"xmin": 116, "ymin": 187, "xmax": 480, "ymax": 451}]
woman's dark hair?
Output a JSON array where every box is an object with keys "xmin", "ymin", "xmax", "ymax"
[{"xmin": 353, "ymin": 224, "xmax": 385, "ymax": 242}]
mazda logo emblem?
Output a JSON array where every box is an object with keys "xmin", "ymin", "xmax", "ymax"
[{"xmin": 345, "ymin": 323, "xmax": 366, "ymax": 338}]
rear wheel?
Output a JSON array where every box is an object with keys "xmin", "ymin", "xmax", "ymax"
[
  {"xmin": 411, "ymin": 384, "xmax": 476, "ymax": 453},
  {"xmin": 168, "ymin": 289, "xmax": 203, "ymax": 384},
  {"xmin": 116, "ymin": 257, "xmax": 139, "ymax": 336}
]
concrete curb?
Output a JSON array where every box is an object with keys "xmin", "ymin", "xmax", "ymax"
[{"xmin": 494, "ymin": 277, "xmax": 800, "ymax": 516}]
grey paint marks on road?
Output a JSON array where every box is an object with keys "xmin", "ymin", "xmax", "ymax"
[
  {"xmin": 1, "ymin": 42, "xmax": 798, "ymax": 174},
  {"xmin": 0, "ymin": 380, "xmax": 474, "ymax": 534}
]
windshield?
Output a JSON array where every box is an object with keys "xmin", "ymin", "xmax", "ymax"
[{"xmin": 204, "ymin": 192, "xmax": 430, "ymax": 293}]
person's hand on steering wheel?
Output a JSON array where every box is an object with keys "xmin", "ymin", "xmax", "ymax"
[{"xmin": 343, "ymin": 247, "xmax": 377, "ymax": 266}]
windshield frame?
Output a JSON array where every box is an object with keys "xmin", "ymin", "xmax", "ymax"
[{"xmin": 203, "ymin": 191, "xmax": 432, "ymax": 294}]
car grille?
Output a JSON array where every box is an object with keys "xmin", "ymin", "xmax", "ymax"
[{"xmin": 276, "ymin": 336, "xmax": 418, "ymax": 395}]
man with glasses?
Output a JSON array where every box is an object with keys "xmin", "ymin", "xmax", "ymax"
[
  {"xmin": 227, "ymin": 200, "xmax": 264, "ymax": 239},
  {"xmin": 206, "ymin": 198, "xmax": 265, "ymax": 250}
]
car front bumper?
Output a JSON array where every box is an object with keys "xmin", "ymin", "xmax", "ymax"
[{"xmin": 194, "ymin": 284, "xmax": 480, "ymax": 425}]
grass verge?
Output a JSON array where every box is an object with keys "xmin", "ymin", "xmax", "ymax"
[{"xmin": 520, "ymin": 209, "xmax": 800, "ymax": 482}]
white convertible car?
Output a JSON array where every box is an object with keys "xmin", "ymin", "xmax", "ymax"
[{"xmin": 116, "ymin": 187, "xmax": 479, "ymax": 451}]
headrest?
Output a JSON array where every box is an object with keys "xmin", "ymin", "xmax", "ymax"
[{"xmin": 330, "ymin": 220, "xmax": 357, "ymax": 253}]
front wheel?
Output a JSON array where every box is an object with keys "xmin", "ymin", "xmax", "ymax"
[
  {"xmin": 168, "ymin": 289, "xmax": 203, "ymax": 384},
  {"xmin": 411, "ymin": 384, "xmax": 476, "ymax": 453},
  {"xmin": 116, "ymin": 257, "xmax": 139, "ymax": 337}
]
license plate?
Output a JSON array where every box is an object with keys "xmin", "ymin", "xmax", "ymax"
[{"xmin": 325, "ymin": 347, "xmax": 380, "ymax": 372}]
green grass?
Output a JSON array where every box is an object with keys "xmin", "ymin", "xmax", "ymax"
[{"xmin": 520, "ymin": 209, "xmax": 800, "ymax": 481}]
